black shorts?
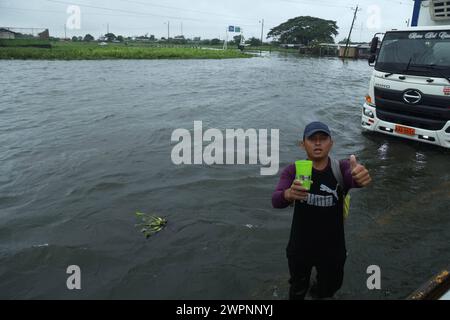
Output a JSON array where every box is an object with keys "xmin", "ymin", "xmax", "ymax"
[{"xmin": 287, "ymin": 254, "xmax": 346, "ymax": 300}]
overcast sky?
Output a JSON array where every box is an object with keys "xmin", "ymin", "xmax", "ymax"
[{"xmin": 0, "ymin": 0, "xmax": 414, "ymax": 41}]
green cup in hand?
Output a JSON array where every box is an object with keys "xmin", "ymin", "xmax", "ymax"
[{"xmin": 295, "ymin": 160, "xmax": 313, "ymax": 191}]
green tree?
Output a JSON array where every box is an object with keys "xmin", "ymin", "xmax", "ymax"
[
  {"xmin": 267, "ymin": 16, "xmax": 338, "ymax": 45},
  {"xmin": 247, "ymin": 37, "xmax": 262, "ymax": 46},
  {"xmin": 71, "ymin": 36, "xmax": 78, "ymax": 42},
  {"xmin": 210, "ymin": 38, "xmax": 222, "ymax": 45},
  {"xmin": 83, "ymin": 34, "xmax": 94, "ymax": 42},
  {"xmin": 117, "ymin": 35, "xmax": 124, "ymax": 42},
  {"xmin": 173, "ymin": 35, "xmax": 187, "ymax": 44},
  {"xmin": 233, "ymin": 35, "xmax": 242, "ymax": 45},
  {"xmin": 105, "ymin": 33, "xmax": 116, "ymax": 42}
]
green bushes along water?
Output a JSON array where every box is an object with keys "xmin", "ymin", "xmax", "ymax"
[{"xmin": 0, "ymin": 41, "xmax": 251, "ymax": 60}]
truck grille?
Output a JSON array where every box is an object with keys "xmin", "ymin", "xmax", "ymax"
[{"xmin": 374, "ymin": 87, "xmax": 450, "ymax": 130}]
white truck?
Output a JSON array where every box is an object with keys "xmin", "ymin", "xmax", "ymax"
[{"xmin": 362, "ymin": 0, "xmax": 450, "ymax": 148}]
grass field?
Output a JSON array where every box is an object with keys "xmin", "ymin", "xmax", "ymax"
[
  {"xmin": 0, "ymin": 41, "xmax": 252, "ymax": 60},
  {"xmin": 0, "ymin": 38, "xmax": 51, "ymax": 48}
]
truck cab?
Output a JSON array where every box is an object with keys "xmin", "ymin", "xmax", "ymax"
[{"xmin": 362, "ymin": 0, "xmax": 450, "ymax": 148}]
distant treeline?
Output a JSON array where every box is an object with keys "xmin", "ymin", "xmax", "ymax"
[{"xmin": 57, "ymin": 33, "xmax": 269, "ymax": 47}]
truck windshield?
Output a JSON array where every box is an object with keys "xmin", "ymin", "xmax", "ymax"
[{"xmin": 375, "ymin": 30, "xmax": 450, "ymax": 77}]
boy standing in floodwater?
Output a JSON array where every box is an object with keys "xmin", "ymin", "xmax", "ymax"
[{"xmin": 272, "ymin": 122, "xmax": 372, "ymax": 299}]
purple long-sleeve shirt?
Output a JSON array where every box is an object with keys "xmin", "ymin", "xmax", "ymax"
[{"xmin": 272, "ymin": 158, "xmax": 360, "ymax": 209}]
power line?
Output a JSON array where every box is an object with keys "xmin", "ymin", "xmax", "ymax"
[
  {"xmin": 368, "ymin": 0, "xmax": 412, "ymax": 6},
  {"xmin": 116, "ymin": 0, "xmax": 262, "ymax": 22},
  {"xmin": 0, "ymin": 5, "xmax": 67, "ymax": 15},
  {"xmin": 4, "ymin": 0, "xmax": 413, "ymax": 40},
  {"xmin": 42, "ymin": 0, "xmax": 219, "ymax": 23},
  {"xmin": 335, "ymin": 0, "xmax": 412, "ymax": 6},
  {"xmin": 279, "ymin": 0, "xmax": 353, "ymax": 9},
  {"xmin": 0, "ymin": 4, "xmax": 262, "ymax": 32},
  {"xmin": 0, "ymin": 4, "xmax": 249, "ymax": 26},
  {"xmin": 0, "ymin": 6, "xmax": 188, "ymax": 24},
  {"xmin": 282, "ymin": 0, "xmax": 412, "ymax": 8},
  {"xmin": 39, "ymin": 0, "xmax": 269, "ymax": 26}
]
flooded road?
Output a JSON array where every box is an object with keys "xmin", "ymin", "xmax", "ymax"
[{"xmin": 0, "ymin": 54, "xmax": 449, "ymax": 299}]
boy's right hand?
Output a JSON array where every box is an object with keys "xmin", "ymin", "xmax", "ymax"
[{"xmin": 284, "ymin": 180, "xmax": 309, "ymax": 202}]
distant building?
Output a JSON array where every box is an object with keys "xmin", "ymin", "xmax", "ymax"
[
  {"xmin": 0, "ymin": 28, "xmax": 17, "ymax": 39},
  {"xmin": 318, "ymin": 43, "xmax": 339, "ymax": 56},
  {"xmin": 338, "ymin": 43, "xmax": 371, "ymax": 59},
  {"xmin": 280, "ymin": 43, "xmax": 304, "ymax": 49},
  {"xmin": 0, "ymin": 27, "xmax": 49, "ymax": 40},
  {"xmin": 38, "ymin": 29, "xmax": 49, "ymax": 39},
  {"xmin": 355, "ymin": 44, "xmax": 371, "ymax": 59},
  {"xmin": 295, "ymin": 42, "xmax": 371, "ymax": 58}
]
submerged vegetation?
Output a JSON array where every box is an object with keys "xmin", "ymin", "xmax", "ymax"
[
  {"xmin": 135, "ymin": 212, "xmax": 167, "ymax": 239},
  {"xmin": 0, "ymin": 41, "xmax": 251, "ymax": 60}
]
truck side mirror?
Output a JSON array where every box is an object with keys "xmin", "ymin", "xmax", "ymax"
[
  {"xmin": 368, "ymin": 54, "xmax": 376, "ymax": 66},
  {"xmin": 370, "ymin": 37, "xmax": 379, "ymax": 54}
]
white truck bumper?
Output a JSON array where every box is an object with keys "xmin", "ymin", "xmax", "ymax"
[{"xmin": 361, "ymin": 103, "xmax": 450, "ymax": 148}]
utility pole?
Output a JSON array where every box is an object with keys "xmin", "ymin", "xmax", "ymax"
[
  {"xmin": 343, "ymin": 5, "xmax": 360, "ymax": 60},
  {"xmin": 168, "ymin": 21, "xmax": 170, "ymax": 41},
  {"xmin": 107, "ymin": 23, "xmax": 109, "ymax": 34},
  {"xmin": 64, "ymin": 24, "xmax": 66, "ymax": 39},
  {"xmin": 260, "ymin": 19, "xmax": 264, "ymax": 46},
  {"xmin": 223, "ymin": 27, "xmax": 228, "ymax": 50},
  {"xmin": 181, "ymin": 22, "xmax": 183, "ymax": 36}
]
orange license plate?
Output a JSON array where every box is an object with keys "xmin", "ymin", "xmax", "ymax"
[{"xmin": 395, "ymin": 125, "xmax": 415, "ymax": 136}]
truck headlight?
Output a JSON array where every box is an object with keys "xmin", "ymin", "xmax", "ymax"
[{"xmin": 363, "ymin": 107, "xmax": 374, "ymax": 118}]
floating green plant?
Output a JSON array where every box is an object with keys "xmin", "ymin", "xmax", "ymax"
[{"xmin": 135, "ymin": 212, "xmax": 167, "ymax": 238}]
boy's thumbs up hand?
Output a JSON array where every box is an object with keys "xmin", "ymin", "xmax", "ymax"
[
  {"xmin": 350, "ymin": 155, "xmax": 358, "ymax": 171},
  {"xmin": 350, "ymin": 154, "xmax": 372, "ymax": 187}
]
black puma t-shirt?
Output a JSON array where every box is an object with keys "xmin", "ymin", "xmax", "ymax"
[{"xmin": 286, "ymin": 161, "xmax": 346, "ymax": 262}]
